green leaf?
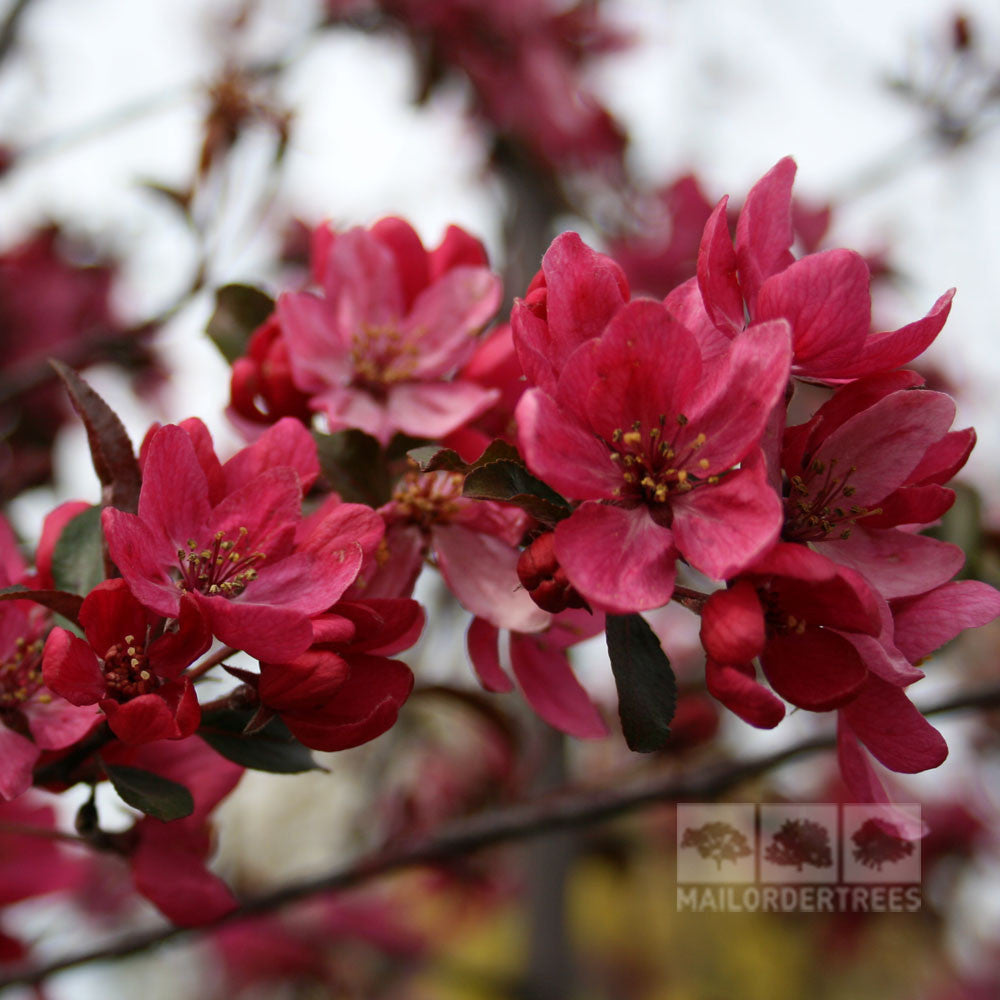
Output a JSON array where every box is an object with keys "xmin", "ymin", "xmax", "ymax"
[
  {"xmin": 314, "ymin": 429, "xmax": 392, "ymax": 506},
  {"xmin": 0, "ymin": 586, "xmax": 83, "ymax": 624},
  {"xmin": 51, "ymin": 361, "xmax": 141, "ymax": 513},
  {"xmin": 407, "ymin": 445, "xmax": 466, "ymax": 472},
  {"xmin": 103, "ymin": 764, "xmax": 194, "ymax": 821},
  {"xmin": 605, "ymin": 613, "xmax": 677, "ymax": 753},
  {"xmin": 463, "ymin": 461, "xmax": 571, "ymax": 525},
  {"xmin": 199, "ymin": 708, "xmax": 323, "ymax": 774},
  {"xmin": 206, "ymin": 283, "xmax": 275, "ymax": 363},
  {"xmin": 50, "ymin": 506, "xmax": 105, "ymax": 597}
]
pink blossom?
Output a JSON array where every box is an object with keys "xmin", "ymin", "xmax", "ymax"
[
  {"xmin": 103, "ymin": 424, "xmax": 367, "ymax": 662},
  {"xmin": 276, "ymin": 218, "xmax": 502, "ymax": 444},
  {"xmin": 517, "ymin": 297, "xmax": 792, "ymax": 612},
  {"xmin": 680, "ymin": 157, "xmax": 954, "ymax": 380}
]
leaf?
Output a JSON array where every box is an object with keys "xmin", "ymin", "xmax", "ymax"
[
  {"xmin": 0, "ymin": 586, "xmax": 83, "ymax": 624},
  {"xmin": 314, "ymin": 429, "xmax": 392, "ymax": 506},
  {"xmin": 51, "ymin": 361, "xmax": 141, "ymax": 513},
  {"xmin": 103, "ymin": 763, "xmax": 194, "ymax": 821},
  {"xmin": 463, "ymin": 461, "xmax": 571, "ymax": 525},
  {"xmin": 50, "ymin": 505, "xmax": 105, "ymax": 597},
  {"xmin": 206, "ymin": 284, "xmax": 275, "ymax": 363},
  {"xmin": 605, "ymin": 613, "xmax": 677, "ymax": 753},
  {"xmin": 199, "ymin": 708, "xmax": 323, "ymax": 774}
]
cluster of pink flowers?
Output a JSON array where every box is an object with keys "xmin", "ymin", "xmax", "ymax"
[{"xmin": 3, "ymin": 157, "xmax": 997, "ymax": 932}]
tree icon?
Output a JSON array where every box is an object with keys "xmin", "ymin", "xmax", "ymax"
[
  {"xmin": 764, "ymin": 818, "xmax": 833, "ymax": 871},
  {"xmin": 680, "ymin": 821, "xmax": 753, "ymax": 870},
  {"xmin": 851, "ymin": 818, "xmax": 916, "ymax": 870}
]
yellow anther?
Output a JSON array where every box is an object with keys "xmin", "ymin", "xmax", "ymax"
[
  {"xmin": 127, "ymin": 647, "xmax": 136, "ymax": 656},
  {"xmin": 641, "ymin": 476, "xmax": 656, "ymax": 489},
  {"xmin": 693, "ymin": 433, "xmax": 707, "ymax": 448},
  {"xmin": 124, "ymin": 635, "xmax": 135, "ymax": 644},
  {"xmin": 139, "ymin": 670, "xmax": 151, "ymax": 681},
  {"xmin": 676, "ymin": 470, "xmax": 688, "ymax": 484},
  {"xmin": 209, "ymin": 584, "xmax": 220, "ymax": 594},
  {"xmin": 130, "ymin": 658, "xmax": 140, "ymax": 669},
  {"xmin": 612, "ymin": 428, "xmax": 622, "ymax": 443},
  {"xmin": 698, "ymin": 458, "xmax": 710, "ymax": 469},
  {"xmin": 654, "ymin": 484, "xmax": 669, "ymax": 501},
  {"xmin": 622, "ymin": 430, "xmax": 642, "ymax": 446}
]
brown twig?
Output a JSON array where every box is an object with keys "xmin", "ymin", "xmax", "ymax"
[{"xmin": 3, "ymin": 681, "xmax": 1000, "ymax": 991}]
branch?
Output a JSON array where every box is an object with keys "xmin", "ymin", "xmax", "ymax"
[{"xmin": 3, "ymin": 681, "xmax": 1000, "ymax": 991}]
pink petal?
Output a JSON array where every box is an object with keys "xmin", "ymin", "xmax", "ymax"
[
  {"xmin": 581, "ymin": 300, "xmax": 703, "ymax": 441},
  {"xmin": 696, "ymin": 196, "xmax": 744, "ymax": 334},
  {"xmin": 684, "ymin": 318, "xmax": 792, "ymax": 473},
  {"xmin": 516, "ymin": 389, "xmax": 620, "ymax": 501},
  {"xmin": 816, "ymin": 528, "xmax": 965, "ymax": 601},
  {"xmin": 222, "ymin": 418, "xmax": 320, "ymax": 496},
  {"xmin": 277, "ymin": 291, "xmax": 351, "ymax": 392},
  {"xmin": 671, "ymin": 463, "xmax": 782, "ymax": 580},
  {"xmin": 319, "ymin": 226, "xmax": 405, "ymax": 329},
  {"xmin": 0, "ymin": 726, "xmax": 40, "ymax": 800},
  {"xmin": 840, "ymin": 675, "xmax": 947, "ymax": 773},
  {"xmin": 700, "ymin": 581, "xmax": 765, "ymax": 665},
  {"xmin": 197, "ymin": 596, "xmax": 314, "ymax": 662},
  {"xmin": 756, "ymin": 249, "xmax": 871, "ymax": 366},
  {"xmin": 808, "ymin": 389, "xmax": 956, "ymax": 508},
  {"xmin": 664, "ymin": 278, "xmax": 736, "ymax": 361},
  {"xmin": 891, "ymin": 580, "xmax": 1000, "ymax": 663},
  {"xmin": 705, "ymin": 658, "xmax": 785, "ymax": 729},
  {"xmin": 816, "ymin": 289, "xmax": 955, "ymax": 380},
  {"xmin": 133, "ymin": 823, "xmax": 237, "ymax": 926},
  {"xmin": 386, "ymin": 381, "xmax": 499, "ymax": 441},
  {"xmin": 102, "ymin": 509, "xmax": 181, "ymax": 618},
  {"xmin": 761, "ymin": 629, "xmax": 868, "ymax": 711},
  {"xmin": 434, "ymin": 524, "xmax": 550, "ymax": 633},
  {"xmin": 279, "ymin": 653, "xmax": 413, "ymax": 752},
  {"xmin": 370, "ymin": 216, "xmax": 429, "ymax": 311},
  {"xmin": 537, "ymin": 232, "xmax": 629, "ymax": 366},
  {"xmin": 27, "ymin": 696, "xmax": 100, "ymax": 750},
  {"xmin": 510, "ymin": 633, "xmax": 608, "ymax": 739},
  {"xmin": 734, "ymin": 156, "xmax": 797, "ymax": 305},
  {"xmin": 554, "ymin": 502, "xmax": 676, "ymax": 614},
  {"xmin": 42, "ymin": 628, "xmax": 106, "ymax": 705},
  {"xmin": 466, "ymin": 617, "xmax": 513, "ymax": 692},
  {"xmin": 79, "ymin": 579, "xmax": 154, "ymax": 660},
  {"xmin": 137, "ymin": 425, "xmax": 213, "ymax": 549},
  {"xmin": 403, "ymin": 266, "xmax": 502, "ymax": 376}
]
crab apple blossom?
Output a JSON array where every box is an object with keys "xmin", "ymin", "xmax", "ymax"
[
  {"xmin": 674, "ymin": 156, "xmax": 954, "ymax": 380},
  {"xmin": 103, "ymin": 423, "xmax": 367, "ymax": 662},
  {"xmin": 517, "ymin": 295, "xmax": 792, "ymax": 613},
  {"xmin": 42, "ymin": 579, "xmax": 210, "ymax": 744},
  {"xmin": 274, "ymin": 217, "xmax": 503, "ymax": 444},
  {"xmin": 0, "ymin": 519, "xmax": 99, "ymax": 800},
  {"xmin": 782, "ymin": 373, "xmax": 972, "ymax": 598}
]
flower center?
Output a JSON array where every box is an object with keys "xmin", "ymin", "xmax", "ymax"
[
  {"xmin": 392, "ymin": 471, "xmax": 464, "ymax": 529},
  {"xmin": 102, "ymin": 634, "xmax": 158, "ymax": 701},
  {"xmin": 350, "ymin": 324, "xmax": 419, "ymax": 390},
  {"xmin": 175, "ymin": 526, "xmax": 264, "ymax": 598},
  {"xmin": 606, "ymin": 414, "xmax": 718, "ymax": 503},
  {"xmin": 757, "ymin": 585, "xmax": 807, "ymax": 637},
  {"xmin": 784, "ymin": 458, "xmax": 882, "ymax": 541},
  {"xmin": 0, "ymin": 636, "xmax": 45, "ymax": 709}
]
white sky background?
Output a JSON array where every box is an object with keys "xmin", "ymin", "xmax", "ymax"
[{"xmin": 1, "ymin": 0, "xmax": 1000, "ymax": 994}]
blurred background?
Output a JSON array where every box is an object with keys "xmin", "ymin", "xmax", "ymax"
[{"xmin": 1, "ymin": 0, "xmax": 1000, "ymax": 997}]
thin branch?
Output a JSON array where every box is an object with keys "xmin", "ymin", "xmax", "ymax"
[
  {"xmin": 4, "ymin": 681, "xmax": 1000, "ymax": 990},
  {"xmin": 0, "ymin": 0, "xmax": 36, "ymax": 68},
  {"xmin": 187, "ymin": 645, "xmax": 238, "ymax": 682}
]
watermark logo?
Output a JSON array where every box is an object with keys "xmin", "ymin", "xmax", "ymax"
[{"xmin": 676, "ymin": 803, "xmax": 922, "ymax": 912}]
